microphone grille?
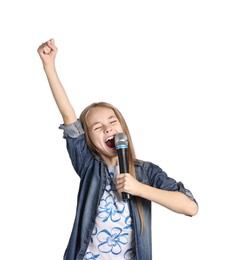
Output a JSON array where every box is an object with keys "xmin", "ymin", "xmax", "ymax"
[{"xmin": 114, "ymin": 133, "xmax": 128, "ymax": 147}]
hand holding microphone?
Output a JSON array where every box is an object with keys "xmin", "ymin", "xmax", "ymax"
[{"xmin": 114, "ymin": 132, "xmax": 131, "ymax": 201}]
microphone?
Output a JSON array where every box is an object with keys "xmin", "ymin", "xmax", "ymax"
[{"xmin": 114, "ymin": 133, "xmax": 131, "ymax": 201}]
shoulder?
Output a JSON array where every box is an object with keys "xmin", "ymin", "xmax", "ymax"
[
  {"xmin": 134, "ymin": 159, "xmax": 163, "ymax": 183},
  {"xmin": 134, "ymin": 159, "xmax": 162, "ymax": 172}
]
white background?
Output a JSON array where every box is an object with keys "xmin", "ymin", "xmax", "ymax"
[{"xmin": 0, "ymin": 1, "xmax": 234, "ymax": 259}]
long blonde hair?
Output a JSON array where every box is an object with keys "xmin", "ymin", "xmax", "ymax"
[{"xmin": 80, "ymin": 102, "xmax": 144, "ymax": 232}]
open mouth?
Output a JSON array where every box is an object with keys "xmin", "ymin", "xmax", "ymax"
[{"xmin": 105, "ymin": 136, "xmax": 116, "ymax": 148}]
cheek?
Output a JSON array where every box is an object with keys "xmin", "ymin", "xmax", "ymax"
[
  {"xmin": 90, "ymin": 132, "xmax": 102, "ymax": 147},
  {"xmin": 116, "ymin": 125, "xmax": 124, "ymax": 132}
]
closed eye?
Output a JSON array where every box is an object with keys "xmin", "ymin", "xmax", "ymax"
[{"xmin": 93, "ymin": 125, "xmax": 102, "ymax": 131}]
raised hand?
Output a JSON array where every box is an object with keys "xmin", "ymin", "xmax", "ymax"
[{"xmin": 37, "ymin": 38, "xmax": 57, "ymax": 66}]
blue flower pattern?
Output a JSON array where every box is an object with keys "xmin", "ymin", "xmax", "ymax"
[
  {"xmin": 83, "ymin": 252, "xmax": 100, "ymax": 260},
  {"xmin": 84, "ymin": 166, "xmax": 136, "ymax": 259},
  {"xmin": 97, "ymin": 227, "xmax": 128, "ymax": 255},
  {"xmin": 98, "ymin": 194, "xmax": 125, "ymax": 223}
]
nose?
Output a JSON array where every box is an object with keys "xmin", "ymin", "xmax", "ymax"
[{"xmin": 104, "ymin": 126, "xmax": 113, "ymax": 133}]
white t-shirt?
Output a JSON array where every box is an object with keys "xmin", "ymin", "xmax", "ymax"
[{"xmin": 84, "ymin": 165, "xmax": 136, "ymax": 260}]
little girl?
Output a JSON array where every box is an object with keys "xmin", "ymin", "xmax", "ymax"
[{"xmin": 37, "ymin": 38, "xmax": 198, "ymax": 260}]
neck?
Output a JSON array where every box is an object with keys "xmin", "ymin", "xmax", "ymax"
[{"xmin": 101, "ymin": 155, "xmax": 119, "ymax": 166}]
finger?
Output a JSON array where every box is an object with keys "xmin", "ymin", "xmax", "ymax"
[
  {"xmin": 47, "ymin": 38, "xmax": 57, "ymax": 52},
  {"xmin": 42, "ymin": 45, "xmax": 52, "ymax": 54}
]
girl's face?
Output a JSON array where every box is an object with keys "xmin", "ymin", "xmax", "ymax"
[{"xmin": 86, "ymin": 106, "xmax": 124, "ymax": 164}]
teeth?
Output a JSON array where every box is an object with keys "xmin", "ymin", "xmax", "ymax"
[{"xmin": 106, "ymin": 136, "xmax": 114, "ymax": 142}]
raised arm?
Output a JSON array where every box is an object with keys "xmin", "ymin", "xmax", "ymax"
[{"xmin": 37, "ymin": 39, "xmax": 77, "ymax": 125}]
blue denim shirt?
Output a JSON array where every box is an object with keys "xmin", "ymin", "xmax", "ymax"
[{"xmin": 59, "ymin": 120, "xmax": 196, "ymax": 260}]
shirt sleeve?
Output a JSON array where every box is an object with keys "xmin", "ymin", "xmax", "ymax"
[
  {"xmin": 144, "ymin": 161, "xmax": 198, "ymax": 204},
  {"xmin": 177, "ymin": 181, "xmax": 198, "ymax": 204},
  {"xmin": 58, "ymin": 120, "xmax": 93, "ymax": 177},
  {"xmin": 59, "ymin": 120, "xmax": 84, "ymax": 138}
]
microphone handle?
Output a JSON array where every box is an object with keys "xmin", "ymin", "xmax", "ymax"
[{"xmin": 117, "ymin": 148, "xmax": 131, "ymax": 200}]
